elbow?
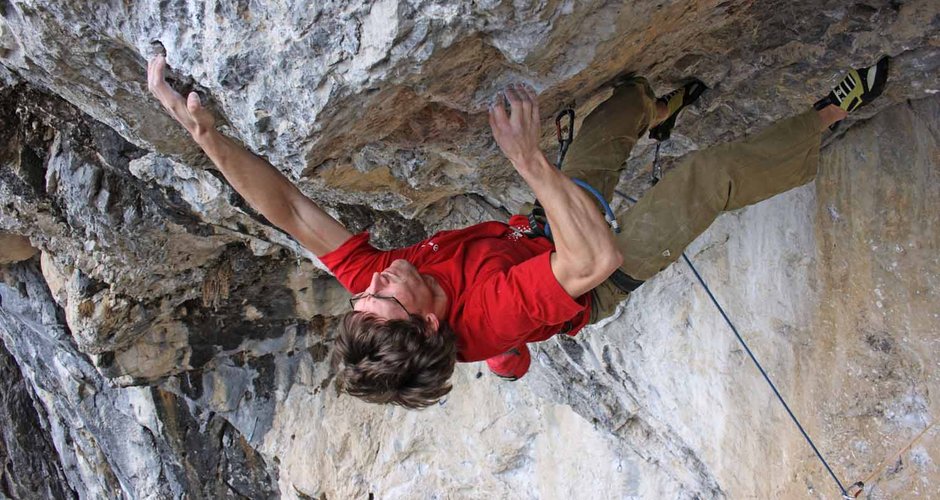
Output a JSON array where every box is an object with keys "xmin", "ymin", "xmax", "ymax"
[
  {"xmin": 599, "ymin": 245, "xmax": 623, "ymax": 278},
  {"xmin": 577, "ymin": 245, "xmax": 622, "ymax": 283},
  {"xmin": 553, "ymin": 245, "xmax": 623, "ymax": 298}
]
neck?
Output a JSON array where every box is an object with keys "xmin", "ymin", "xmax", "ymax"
[{"xmin": 427, "ymin": 274, "xmax": 449, "ymax": 318}]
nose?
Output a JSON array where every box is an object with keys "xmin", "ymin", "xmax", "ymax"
[{"xmin": 368, "ymin": 271, "xmax": 384, "ymax": 292}]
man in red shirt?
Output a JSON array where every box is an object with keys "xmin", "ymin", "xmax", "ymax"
[{"xmin": 148, "ymin": 54, "xmax": 888, "ymax": 409}]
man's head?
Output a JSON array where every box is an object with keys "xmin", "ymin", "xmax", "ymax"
[
  {"xmin": 346, "ymin": 259, "xmax": 443, "ymax": 326},
  {"xmin": 330, "ymin": 259, "xmax": 457, "ymax": 409}
]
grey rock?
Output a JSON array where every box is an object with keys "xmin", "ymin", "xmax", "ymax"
[
  {"xmin": 0, "ymin": 260, "xmax": 279, "ymax": 499},
  {"xmin": 0, "ymin": 337, "xmax": 76, "ymax": 500},
  {"xmin": 0, "ymin": 0, "xmax": 937, "ymax": 498}
]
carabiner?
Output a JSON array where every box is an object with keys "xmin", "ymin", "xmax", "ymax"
[
  {"xmin": 555, "ymin": 108, "xmax": 574, "ymax": 144},
  {"xmin": 845, "ymin": 481, "xmax": 864, "ymax": 499},
  {"xmin": 555, "ymin": 108, "xmax": 575, "ymax": 168}
]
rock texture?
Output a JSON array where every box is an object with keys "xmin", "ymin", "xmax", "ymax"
[
  {"xmin": 0, "ymin": 338, "xmax": 75, "ymax": 499},
  {"xmin": 0, "ymin": 260, "xmax": 279, "ymax": 499},
  {"xmin": 0, "ymin": 0, "xmax": 938, "ymax": 498}
]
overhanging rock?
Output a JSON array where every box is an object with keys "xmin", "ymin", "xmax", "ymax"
[{"xmin": 0, "ymin": 0, "xmax": 938, "ymax": 498}]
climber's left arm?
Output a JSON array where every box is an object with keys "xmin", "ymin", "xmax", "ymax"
[{"xmin": 147, "ymin": 55, "xmax": 352, "ymax": 256}]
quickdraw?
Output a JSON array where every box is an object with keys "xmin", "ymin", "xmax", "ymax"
[
  {"xmin": 550, "ymin": 108, "xmax": 619, "ymax": 234},
  {"xmin": 651, "ymin": 142, "xmax": 663, "ymax": 185}
]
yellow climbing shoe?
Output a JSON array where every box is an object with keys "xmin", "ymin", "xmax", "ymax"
[{"xmin": 815, "ymin": 56, "xmax": 890, "ymax": 113}]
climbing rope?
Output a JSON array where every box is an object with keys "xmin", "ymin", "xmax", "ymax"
[
  {"xmin": 614, "ymin": 189, "xmax": 851, "ymax": 498},
  {"xmin": 679, "ymin": 250, "xmax": 851, "ymax": 497},
  {"xmin": 551, "ymin": 104, "xmax": 940, "ymax": 498}
]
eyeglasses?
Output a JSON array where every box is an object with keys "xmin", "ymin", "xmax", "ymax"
[{"xmin": 349, "ymin": 293, "xmax": 411, "ymax": 317}]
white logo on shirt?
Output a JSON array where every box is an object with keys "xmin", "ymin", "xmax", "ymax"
[
  {"xmin": 507, "ymin": 225, "xmax": 528, "ymax": 241},
  {"xmin": 422, "ymin": 240, "xmax": 439, "ymax": 252}
]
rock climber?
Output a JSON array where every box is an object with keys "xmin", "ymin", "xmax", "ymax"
[{"xmin": 147, "ymin": 53, "xmax": 889, "ymax": 409}]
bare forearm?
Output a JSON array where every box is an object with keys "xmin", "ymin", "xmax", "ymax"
[
  {"xmin": 513, "ymin": 153, "xmax": 622, "ymax": 279},
  {"xmin": 487, "ymin": 82, "xmax": 620, "ymax": 295},
  {"xmin": 147, "ymin": 55, "xmax": 351, "ymax": 256},
  {"xmin": 195, "ymin": 129, "xmax": 298, "ymax": 224},
  {"xmin": 194, "ymin": 129, "xmax": 351, "ymax": 256}
]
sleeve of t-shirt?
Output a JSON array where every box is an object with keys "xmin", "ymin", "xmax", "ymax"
[
  {"xmin": 318, "ymin": 232, "xmax": 397, "ymax": 293},
  {"xmin": 460, "ymin": 251, "xmax": 587, "ymax": 350}
]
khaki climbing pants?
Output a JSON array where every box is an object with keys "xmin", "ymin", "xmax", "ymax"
[{"xmin": 560, "ymin": 77, "xmax": 822, "ymax": 323}]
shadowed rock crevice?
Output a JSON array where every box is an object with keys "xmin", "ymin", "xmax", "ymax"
[
  {"xmin": 0, "ymin": 338, "xmax": 77, "ymax": 500},
  {"xmin": 0, "ymin": 260, "xmax": 280, "ymax": 499}
]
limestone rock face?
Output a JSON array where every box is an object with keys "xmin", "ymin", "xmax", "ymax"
[
  {"xmin": 0, "ymin": 0, "xmax": 938, "ymax": 498},
  {"xmin": 0, "ymin": 338, "xmax": 74, "ymax": 499}
]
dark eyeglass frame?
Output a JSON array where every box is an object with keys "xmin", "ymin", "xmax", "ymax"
[{"xmin": 349, "ymin": 293, "xmax": 411, "ymax": 317}]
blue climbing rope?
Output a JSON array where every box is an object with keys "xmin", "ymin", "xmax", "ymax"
[
  {"xmin": 615, "ymin": 190, "xmax": 850, "ymax": 499},
  {"xmin": 552, "ymin": 102, "xmax": 849, "ymax": 497}
]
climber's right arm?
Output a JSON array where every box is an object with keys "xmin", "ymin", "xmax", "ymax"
[
  {"xmin": 489, "ymin": 84, "xmax": 622, "ymax": 298},
  {"xmin": 147, "ymin": 55, "xmax": 352, "ymax": 256}
]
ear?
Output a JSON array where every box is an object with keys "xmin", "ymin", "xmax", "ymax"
[{"xmin": 424, "ymin": 313, "xmax": 440, "ymax": 333}]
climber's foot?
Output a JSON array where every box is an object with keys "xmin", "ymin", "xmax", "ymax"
[
  {"xmin": 648, "ymin": 79, "xmax": 708, "ymax": 141},
  {"xmin": 814, "ymin": 55, "xmax": 890, "ymax": 115}
]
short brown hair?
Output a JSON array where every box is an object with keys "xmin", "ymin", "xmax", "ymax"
[{"xmin": 330, "ymin": 311, "xmax": 458, "ymax": 409}]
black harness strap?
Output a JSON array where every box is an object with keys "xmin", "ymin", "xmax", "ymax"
[{"xmin": 608, "ymin": 269, "xmax": 645, "ymax": 293}]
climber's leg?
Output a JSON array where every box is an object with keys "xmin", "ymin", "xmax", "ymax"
[
  {"xmin": 559, "ymin": 76, "xmax": 659, "ymax": 200},
  {"xmin": 581, "ymin": 78, "xmax": 706, "ymax": 323},
  {"xmin": 614, "ymin": 109, "xmax": 823, "ymax": 281},
  {"xmin": 613, "ymin": 57, "xmax": 889, "ymax": 281}
]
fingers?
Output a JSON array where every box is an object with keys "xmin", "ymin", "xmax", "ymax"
[
  {"xmin": 520, "ymin": 84, "xmax": 539, "ymax": 119},
  {"xmin": 504, "ymin": 85, "xmax": 529, "ymax": 125},
  {"xmin": 504, "ymin": 85, "xmax": 523, "ymax": 106},
  {"xmin": 146, "ymin": 54, "xmax": 217, "ymax": 136},
  {"xmin": 147, "ymin": 55, "xmax": 180, "ymax": 106},
  {"xmin": 147, "ymin": 55, "xmax": 174, "ymax": 102},
  {"xmin": 146, "ymin": 55, "xmax": 190, "ymax": 119},
  {"xmin": 187, "ymin": 91, "xmax": 201, "ymax": 112},
  {"xmin": 491, "ymin": 83, "xmax": 538, "ymax": 125},
  {"xmin": 490, "ymin": 92, "xmax": 510, "ymax": 127},
  {"xmin": 147, "ymin": 55, "xmax": 167, "ymax": 92}
]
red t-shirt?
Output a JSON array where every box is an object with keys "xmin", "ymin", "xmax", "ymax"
[{"xmin": 320, "ymin": 215, "xmax": 592, "ymax": 371}]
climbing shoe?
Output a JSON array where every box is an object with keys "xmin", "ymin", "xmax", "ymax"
[
  {"xmin": 648, "ymin": 79, "xmax": 708, "ymax": 141},
  {"xmin": 814, "ymin": 56, "xmax": 890, "ymax": 113}
]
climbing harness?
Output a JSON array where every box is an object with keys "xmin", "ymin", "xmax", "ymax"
[{"xmin": 546, "ymin": 104, "xmax": 855, "ymax": 498}]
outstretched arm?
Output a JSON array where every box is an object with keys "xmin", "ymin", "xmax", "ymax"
[
  {"xmin": 147, "ymin": 55, "xmax": 352, "ymax": 257},
  {"xmin": 489, "ymin": 84, "xmax": 622, "ymax": 298}
]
